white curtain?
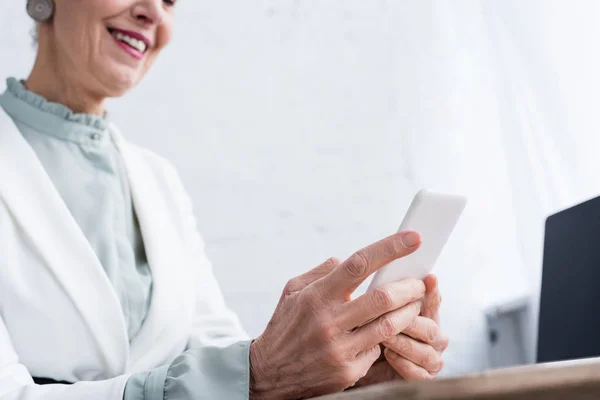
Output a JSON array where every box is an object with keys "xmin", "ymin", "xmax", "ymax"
[{"xmin": 393, "ymin": 0, "xmax": 600, "ymax": 373}]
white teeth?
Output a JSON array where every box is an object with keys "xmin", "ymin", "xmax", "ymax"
[{"xmin": 111, "ymin": 30, "xmax": 147, "ymax": 53}]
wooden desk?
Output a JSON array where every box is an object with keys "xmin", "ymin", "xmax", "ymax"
[{"xmin": 315, "ymin": 358, "xmax": 600, "ymax": 399}]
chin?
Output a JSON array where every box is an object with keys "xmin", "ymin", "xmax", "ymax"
[{"xmin": 99, "ymin": 67, "xmax": 144, "ymax": 98}]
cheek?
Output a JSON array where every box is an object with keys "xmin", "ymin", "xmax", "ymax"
[
  {"xmin": 156, "ymin": 19, "xmax": 174, "ymax": 52},
  {"xmin": 54, "ymin": 23, "xmax": 91, "ymax": 66},
  {"xmin": 141, "ymin": 22, "xmax": 172, "ymax": 73},
  {"xmin": 53, "ymin": 11, "xmax": 105, "ymax": 65}
]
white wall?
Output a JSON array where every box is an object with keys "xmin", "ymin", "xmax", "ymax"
[{"xmin": 4, "ymin": 0, "xmax": 600, "ymax": 377}]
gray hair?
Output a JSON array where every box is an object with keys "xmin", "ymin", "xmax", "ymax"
[{"xmin": 30, "ymin": 24, "xmax": 38, "ymax": 46}]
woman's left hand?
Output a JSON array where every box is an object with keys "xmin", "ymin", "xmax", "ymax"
[{"xmin": 354, "ymin": 274, "xmax": 448, "ymax": 386}]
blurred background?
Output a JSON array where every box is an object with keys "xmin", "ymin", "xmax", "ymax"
[{"xmin": 3, "ymin": 0, "xmax": 600, "ymax": 376}]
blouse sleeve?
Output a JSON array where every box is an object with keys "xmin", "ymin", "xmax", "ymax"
[{"xmin": 123, "ymin": 340, "xmax": 252, "ymax": 400}]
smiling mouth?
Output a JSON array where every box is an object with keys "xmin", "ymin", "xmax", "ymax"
[{"xmin": 107, "ymin": 27, "xmax": 149, "ymax": 54}]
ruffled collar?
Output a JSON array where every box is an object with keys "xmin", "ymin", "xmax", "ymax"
[
  {"xmin": 0, "ymin": 77, "xmax": 112, "ymax": 145},
  {"xmin": 6, "ymin": 78, "xmax": 109, "ymax": 131}
]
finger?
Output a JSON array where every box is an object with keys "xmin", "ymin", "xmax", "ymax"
[
  {"xmin": 421, "ymin": 275, "xmax": 441, "ymax": 324},
  {"xmin": 340, "ymin": 279, "xmax": 425, "ymax": 329},
  {"xmin": 352, "ymin": 359, "xmax": 401, "ymax": 388},
  {"xmin": 340, "ymin": 345, "xmax": 382, "ymax": 390},
  {"xmin": 284, "ymin": 257, "xmax": 342, "ymax": 294},
  {"xmin": 384, "ymin": 348, "xmax": 436, "ymax": 381},
  {"xmin": 383, "ymin": 334, "xmax": 444, "ymax": 374},
  {"xmin": 354, "ymin": 345, "xmax": 383, "ymax": 382},
  {"xmin": 402, "ymin": 316, "xmax": 449, "ymax": 352},
  {"xmin": 351, "ymin": 300, "xmax": 422, "ymax": 352},
  {"xmin": 321, "ymin": 231, "xmax": 421, "ymax": 299}
]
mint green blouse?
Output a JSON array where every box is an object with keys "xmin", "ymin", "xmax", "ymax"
[{"xmin": 0, "ymin": 78, "xmax": 152, "ymax": 342}]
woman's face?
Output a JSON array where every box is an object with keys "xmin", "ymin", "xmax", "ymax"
[{"xmin": 47, "ymin": 0, "xmax": 175, "ymax": 97}]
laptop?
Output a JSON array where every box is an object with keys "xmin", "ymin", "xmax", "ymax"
[{"xmin": 537, "ymin": 195, "xmax": 600, "ymax": 363}]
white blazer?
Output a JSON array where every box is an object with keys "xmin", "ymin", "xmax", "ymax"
[{"xmin": 0, "ymin": 106, "xmax": 248, "ymax": 399}]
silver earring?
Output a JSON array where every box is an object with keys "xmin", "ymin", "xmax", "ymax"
[{"xmin": 27, "ymin": 0, "xmax": 55, "ymax": 22}]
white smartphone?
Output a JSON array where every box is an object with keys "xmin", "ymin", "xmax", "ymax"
[{"xmin": 367, "ymin": 189, "xmax": 467, "ymax": 291}]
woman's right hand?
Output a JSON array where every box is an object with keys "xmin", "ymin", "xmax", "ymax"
[{"xmin": 249, "ymin": 231, "xmax": 425, "ymax": 400}]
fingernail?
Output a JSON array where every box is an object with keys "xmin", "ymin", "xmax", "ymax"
[
  {"xmin": 418, "ymin": 281, "xmax": 426, "ymax": 295},
  {"xmin": 402, "ymin": 231, "xmax": 420, "ymax": 248},
  {"xmin": 428, "ymin": 275, "xmax": 438, "ymax": 286}
]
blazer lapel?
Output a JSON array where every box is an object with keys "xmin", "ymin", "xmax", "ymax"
[
  {"xmin": 111, "ymin": 126, "xmax": 193, "ymax": 371},
  {"xmin": 0, "ymin": 107, "xmax": 129, "ymax": 375}
]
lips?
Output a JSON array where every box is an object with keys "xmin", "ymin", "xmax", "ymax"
[{"xmin": 107, "ymin": 27, "xmax": 151, "ymax": 59}]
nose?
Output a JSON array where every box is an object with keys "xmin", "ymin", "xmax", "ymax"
[{"xmin": 131, "ymin": 0, "xmax": 165, "ymax": 26}]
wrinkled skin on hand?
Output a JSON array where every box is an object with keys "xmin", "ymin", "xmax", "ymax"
[
  {"xmin": 249, "ymin": 231, "xmax": 429, "ymax": 399},
  {"xmin": 354, "ymin": 275, "xmax": 448, "ymax": 387}
]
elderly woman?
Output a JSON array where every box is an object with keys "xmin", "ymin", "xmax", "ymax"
[{"xmin": 0, "ymin": 1, "xmax": 449, "ymax": 399}]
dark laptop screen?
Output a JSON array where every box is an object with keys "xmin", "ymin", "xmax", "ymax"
[{"xmin": 537, "ymin": 195, "xmax": 600, "ymax": 363}]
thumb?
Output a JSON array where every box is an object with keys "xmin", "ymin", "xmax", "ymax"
[{"xmin": 421, "ymin": 274, "xmax": 441, "ymax": 324}]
